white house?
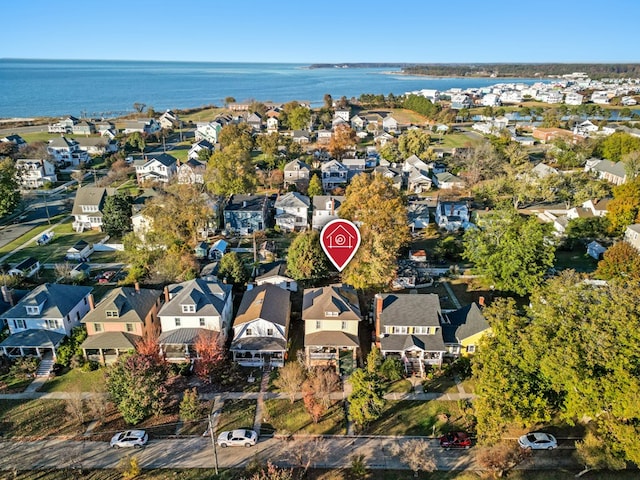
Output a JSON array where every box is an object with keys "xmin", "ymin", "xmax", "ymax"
[
  {"xmin": 321, "ymin": 160, "xmax": 348, "ymax": 192},
  {"xmin": 157, "ymin": 278, "xmax": 234, "ymax": 362},
  {"xmin": 15, "ymin": 159, "xmax": 57, "ymax": 188},
  {"xmin": 230, "ymin": 285, "xmax": 290, "ymax": 368},
  {"xmin": 177, "ymin": 158, "xmax": 206, "ymax": 185},
  {"xmin": 283, "ymin": 159, "xmax": 311, "ymax": 189},
  {"xmin": 255, "ymin": 262, "xmax": 297, "ymax": 292},
  {"xmin": 0, "ymin": 283, "xmax": 93, "ymax": 360},
  {"xmin": 435, "ymin": 200, "xmax": 470, "ymax": 231},
  {"xmin": 433, "ymin": 172, "xmax": 465, "ymax": 190},
  {"xmin": 123, "ymin": 118, "xmax": 161, "ymax": 135},
  {"xmin": 565, "ymin": 92, "xmax": 584, "ymax": 105},
  {"xmin": 312, "ymin": 195, "xmax": 344, "ymax": 230},
  {"xmin": 188, "ymin": 139, "xmax": 214, "ymax": 161},
  {"xmin": 47, "ymin": 136, "xmax": 89, "ymax": 166},
  {"xmin": 159, "ymin": 110, "xmax": 181, "ymax": 129},
  {"xmin": 71, "ymin": 186, "xmax": 115, "ymax": 232},
  {"xmin": 134, "ymin": 153, "xmax": 178, "ymax": 184},
  {"xmin": 274, "ymin": 192, "xmax": 310, "ymax": 232},
  {"xmin": 195, "ymin": 121, "xmax": 222, "ymax": 144}
]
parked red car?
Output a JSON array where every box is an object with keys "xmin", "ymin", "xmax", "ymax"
[{"xmin": 439, "ymin": 432, "xmax": 472, "ymax": 449}]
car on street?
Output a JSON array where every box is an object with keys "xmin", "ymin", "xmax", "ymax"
[
  {"xmin": 217, "ymin": 429, "xmax": 258, "ymax": 448},
  {"xmin": 439, "ymin": 431, "xmax": 472, "ymax": 449},
  {"xmin": 110, "ymin": 430, "xmax": 148, "ymax": 449},
  {"xmin": 518, "ymin": 432, "xmax": 558, "ymax": 450}
]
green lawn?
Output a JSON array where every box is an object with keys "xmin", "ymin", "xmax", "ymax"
[
  {"xmin": 362, "ymin": 400, "xmax": 467, "ymax": 436},
  {"xmin": 168, "ymin": 142, "xmax": 191, "ymax": 163},
  {"xmin": 7, "ymin": 220, "xmax": 109, "ymax": 265},
  {"xmin": 38, "ymin": 367, "xmax": 106, "ymax": 393},
  {"xmin": 423, "ymin": 375, "xmax": 457, "ymax": 394},
  {"xmin": 0, "ymin": 372, "xmax": 33, "ymax": 393},
  {"xmin": 435, "ymin": 133, "xmax": 479, "ymax": 149},
  {"xmin": 0, "ymin": 215, "xmax": 67, "ymax": 259},
  {"xmin": 216, "ymin": 399, "xmax": 256, "ymax": 434},
  {"xmin": 554, "ymin": 249, "xmax": 598, "ymax": 273},
  {"xmin": 386, "ymin": 379, "xmax": 412, "ymax": 394},
  {"xmin": 180, "ymin": 107, "xmax": 229, "ymax": 123},
  {"xmin": 0, "ymin": 399, "xmax": 84, "ymax": 438},
  {"xmin": 263, "ymin": 399, "xmax": 346, "ymax": 435}
]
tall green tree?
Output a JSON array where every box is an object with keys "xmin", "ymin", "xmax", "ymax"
[
  {"xmin": 348, "ymin": 368, "xmax": 385, "ymax": 429},
  {"xmin": 105, "ymin": 352, "xmax": 169, "ymax": 424},
  {"xmin": 462, "ymin": 209, "xmax": 556, "ymax": 295},
  {"xmin": 102, "ymin": 193, "xmax": 133, "ymax": 238},
  {"xmin": 286, "ymin": 230, "xmax": 330, "ymax": 281},
  {"xmin": 218, "ymin": 123, "xmax": 254, "ymax": 152},
  {"xmin": 218, "ymin": 251, "xmax": 248, "ymax": 285},
  {"xmin": 397, "ymin": 129, "xmax": 431, "ymax": 159},
  {"xmin": 595, "ymin": 240, "xmax": 640, "ymax": 281},
  {"xmin": 597, "ymin": 132, "xmax": 640, "ymax": 161},
  {"xmin": 206, "ymin": 145, "xmax": 257, "ymax": 196},
  {"xmin": 126, "ymin": 131, "xmax": 146, "ymax": 153},
  {"xmin": 605, "ymin": 178, "xmax": 640, "ymax": 235},
  {"xmin": 0, "ymin": 158, "xmax": 21, "ymax": 217},
  {"xmin": 306, "ymin": 174, "xmax": 323, "ymax": 198},
  {"xmin": 340, "ymin": 174, "xmax": 410, "ymax": 290}
]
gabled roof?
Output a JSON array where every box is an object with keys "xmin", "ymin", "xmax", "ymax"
[
  {"xmin": 284, "ymin": 159, "xmax": 311, "ymax": 172},
  {"xmin": 12, "ymin": 257, "xmax": 39, "ymax": 271},
  {"xmin": 255, "ymin": 261, "xmax": 291, "ymax": 282},
  {"xmin": 305, "ymin": 330, "xmax": 359, "ymax": 347},
  {"xmin": 82, "ymin": 287, "xmax": 161, "ymax": 324},
  {"xmin": 48, "ymin": 136, "xmax": 77, "ymax": 148},
  {"xmin": 377, "ymin": 293, "xmax": 442, "ymax": 327},
  {"xmin": 302, "ymin": 284, "xmax": 361, "ymax": 321},
  {"xmin": 146, "ymin": 153, "xmax": 177, "ymax": 167},
  {"xmin": 380, "ymin": 333, "xmax": 446, "ymax": 353},
  {"xmin": 225, "ymin": 195, "xmax": 268, "ymax": 212},
  {"xmin": 275, "ymin": 192, "xmax": 310, "ymax": 209},
  {"xmin": 2, "ymin": 283, "xmax": 92, "ymax": 320},
  {"xmin": 158, "ymin": 278, "xmax": 231, "ymax": 318},
  {"xmin": 321, "ymin": 160, "xmax": 347, "ymax": 172},
  {"xmin": 234, "ymin": 284, "xmax": 290, "ymax": 327},
  {"xmin": 312, "ymin": 195, "xmax": 344, "ymax": 211},
  {"xmin": 72, "ymin": 187, "xmax": 114, "ymax": 215},
  {"xmin": 442, "ymin": 303, "xmax": 489, "ymax": 343}
]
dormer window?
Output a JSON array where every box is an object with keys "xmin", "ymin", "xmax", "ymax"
[
  {"xmin": 105, "ymin": 310, "xmax": 119, "ymax": 318},
  {"xmin": 325, "ymin": 311, "xmax": 338, "ymax": 317},
  {"xmin": 246, "ymin": 328, "xmax": 253, "ymax": 336},
  {"xmin": 181, "ymin": 304, "xmax": 196, "ymax": 313},
  {"xmin": 267, "ymin": 328, "xmax": 273, "ymax": 336},
  {"xmin": 26, "ymin": 306, "xmax": 40, "ymax": 315}
]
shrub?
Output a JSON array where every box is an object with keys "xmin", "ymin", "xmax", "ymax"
[
  {"xmin": 81, "ymin": 360, "xmax": 100, "ymax": 372},
  {"xmin": 9, "ymin": 357, "xmax": 39, "ymax": 379},
  {"xmin": 179, "ymin": 387, "xmax": 202, "ymax": 422}
]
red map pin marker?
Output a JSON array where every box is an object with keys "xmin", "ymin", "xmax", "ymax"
[{"xmin": 320, "ymin": 219, "xmax": 361, "ymax": 272}]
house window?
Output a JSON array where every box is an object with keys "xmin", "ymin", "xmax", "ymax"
[
  {"xmin": 199, "ymin": 318, "xmax": 205, "ymax": 327},
  {"xmin": 325, "ymin": 311, "xmax": 338, "ymax": 317},
  {"xmin": 175, "ymin": 318, "xmax": 181, "ymax": 327},
  {"xmin": 267, "ymin": 328, "xmax": 273, "ymax": 336},
  {"xmin": 13, "ymin": 319, "xmax": 26, "ymax": 329},
  {"xmin": 126, "ymin": 323, "xmax": 134, "ymax": 332},
  {"xmin": 94, "ymin": 323, "xmax": 102, "ymax": 332},
  {"xmin": 315, "ymin": 320, "xmax": 322, "ymax": 329},
  {"xmin": 246, "ymin": 328, "xmax": 253, "ymax": 336},
  {"xmin": 45, "ymin": 319, "xmax": 59, "ymax": 329},
  {"xmin": 392, "ymin": 326, "xmax": 408, "ymax": 334},
  {"xmin": 26, "ymin": 306, "xmax": 39, "ymax": 315},
  {"xmin": 106, "ymin": 310, "xmax": 119, "ymax": 318},
  {"xmin": 181, "ymin": 304, "xmax": 196, "ymax": 313},
  {"xmin": 341, "ymin": 321, "xmax": 347, "ymax": 330},
  {"xmin": 466, "ymin": 345, "xmax": 476, "ymax": 353}
]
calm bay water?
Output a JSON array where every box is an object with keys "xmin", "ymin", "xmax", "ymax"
[{"xmin": 0, "ymin": 59, "xmax": 543, "ymax": 118}]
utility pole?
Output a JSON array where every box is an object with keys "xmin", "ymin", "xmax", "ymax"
[
  {"xmin": 42, "ymin": 191, "xmax": 51, "ymax": 225},
  {"xmin": 208, "ymin": 413, "xmax": 219, "ymax": 475}
]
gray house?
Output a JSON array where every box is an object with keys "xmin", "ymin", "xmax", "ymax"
[{"xmin": 223, "ymin": 195, "xmax": 270, "ymax": 235}]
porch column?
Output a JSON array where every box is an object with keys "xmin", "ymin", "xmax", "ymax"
[
  {"xmin": 19, "ymin": 347, "xmax": 25, "ymax": 356},
  {"xmin": 419, "ymin": 352, "xmax": 425, "ymax": 377},
  {"xmin": 100, "ymin": 348, "xmax": 106, "ymax": 365},
  {"xmin": 35, "ymin": 347, "xmax": 41, "ymax": 358}
]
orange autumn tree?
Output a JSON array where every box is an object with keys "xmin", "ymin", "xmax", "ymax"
[{"xmin": 193, "ymin": 330, "xmax": 225, "ymax": 383}]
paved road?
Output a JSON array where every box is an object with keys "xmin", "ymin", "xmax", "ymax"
[{"xmin": 0, "ymin": 436, "xmax": 581, "ymax": 472}]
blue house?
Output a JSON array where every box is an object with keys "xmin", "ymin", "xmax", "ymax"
[{"xmin": 223, "ymin": 195, "xmax": 270, "ymax": 235}]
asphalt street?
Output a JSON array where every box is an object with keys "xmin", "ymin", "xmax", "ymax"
[{"xmin": 0, "ymin": 436, "xmax": 581, "ymax": 472}]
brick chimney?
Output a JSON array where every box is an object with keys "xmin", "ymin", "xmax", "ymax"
[
  {"xmin": 164, "ymin": 285, "xmax": 170, "ymax": 303},
  {"xmin": 478, "ymin": 296, "xmax": 485, "ymax": 307},
  {"xmin": 374, "ymin": 294, "xmax": 384, "ymax": 346},
  {"xmin": 135, "ymin": 282, "xmax": 140, "ymax": 294},
  {"xmin": 88, "ymin": 293, "xmax": 95, "ymax": 310},
  {"xmin": 330, "ymin": 198, "xmax": 335, "ymax": 215}
]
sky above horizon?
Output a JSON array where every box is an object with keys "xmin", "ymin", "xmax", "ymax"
[{"xmin": 2, "ymin": 0, "xmax": 638, "ymax": 64}]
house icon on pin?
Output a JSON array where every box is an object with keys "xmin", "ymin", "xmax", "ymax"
[{"xmin": 326, "ymin": 224, "xmax": 356, "ymax": 249}]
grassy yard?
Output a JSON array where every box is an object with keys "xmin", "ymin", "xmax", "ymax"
[
  {"xmin": 386, "ymin": 379, "xmax": 412, "ymax": 394},
  {"xmin": 423, "ymin": 375, "xmax": 458, "ymax": 394},
  {"xmin": 362, "ymin": 400, "xmax": 468, "ymax": 436},
  {"xmin": 263, "ymin": 399, "xmax": 346, "ymax": 436},
  {"xmin": 7, "ymin": 220, "xmax": 110, "ymax": 265},
  {"xmin": 0, "ymin": 372, "xmax": 33, "ymax": 394},
  {"xmin": 554, "ymin": 249, "xmax": 598, "ymax": 273},
  {"xmin": 435, "ymin": 133, "xmax": 479, "ymax": 149},
  {"xmin": 216, "ymin": 399, "xmax": 256, "ymax": 434},
  {"xmin": 179, "ymin": 107, "xmax": 229, "ymax": 123},
  {"xmin": 0, "ymin": 399, "xmax": 84, "ymax": 438},
  {"xmin": 168, "ymin": 142, "xmax": 191, "ymax": 163},
  {"xmin": 38, "ymin": 367, "xmax": 106, "ymax": 393}
]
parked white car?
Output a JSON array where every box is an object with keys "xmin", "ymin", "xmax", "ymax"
[
  {"xmin": 110, "ymin": 430, "xmax": 148, "ymax": 448},
  {"xmin": 518, "ymin": 432, "xmax": 557, "ymax": 450},
  {"xmin": 217, "ymin": 429, "xmax": 258, "ymax": 447}
]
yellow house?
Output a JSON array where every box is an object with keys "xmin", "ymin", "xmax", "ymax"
[
  {"xmin": 302, "ymin": 284, "xmax": 361, "ymax": 374},
  {"xmin": 442, "ymin": 303, "xmax": 490, "ymax": 356}
]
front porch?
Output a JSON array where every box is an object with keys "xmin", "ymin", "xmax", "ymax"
[
  {"xmin": 232, "ymin": 350, "xmax": 284, "ymax": 368},
  {"xmin": 0, "ymin": 330, "xmax": 66, "ymax": 359},
  {"xmin": 382, "ymin": 349, "xmax": 444, "ymax": 377},
  {"xmin": 80, "ymin": 331, "xmax": 142, "ymax": 365},
  {"xmin": 306, "ymin": 346, "xmax": 357, "ymax": 375}
]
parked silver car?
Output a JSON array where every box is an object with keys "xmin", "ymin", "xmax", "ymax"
[
  {"xmin": 518, "ymin": 432, "xmax": 557, "ymax": 450},
  {"xmin": 110, "ymin": 430, "xmax": 148, "ymax": 448},
  {"xmin": 217, "ymin": 429, "xmax": 258, "ymax": 447}
]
